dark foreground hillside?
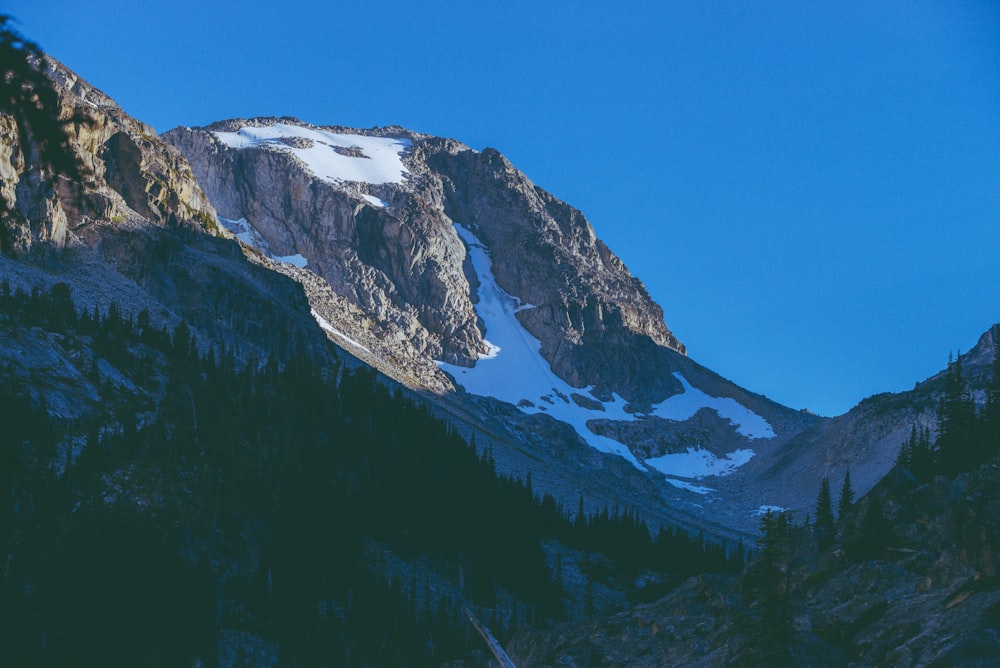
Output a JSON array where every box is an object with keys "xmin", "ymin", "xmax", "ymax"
[
  {"xmin": 0, "ymin": 283, "xmax": 740, "ymax": 666},
  {"xmin": 510, "ymin": 423, "xmax": 1000, "ymax": 666}
]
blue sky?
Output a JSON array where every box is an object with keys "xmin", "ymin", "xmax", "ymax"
[{"xmin": 10, "ymin": 1, "xmax": 1000, "ymax": 416}]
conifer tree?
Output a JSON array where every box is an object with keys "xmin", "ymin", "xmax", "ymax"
[
  {"xmin": 838, "ymin": 469, "xmax": 854, "ymax": 519},
  {"xmin": 937, "ymin": 352, "xmax": 977, "ymax": 477},
  {"xmin": 742, "ymin": 510, "xmax": 794, "ymax": 665},
  {"xmin": 814, "ymin": 477, "xmax": 834, "ymax": 548},
  {"xmin": 985, "ymin": 324, "xmax": 1000, "ymax": 459}
]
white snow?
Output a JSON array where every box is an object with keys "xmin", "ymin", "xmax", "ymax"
[
  {"xmin": 219, "ymin": 216, "xmax": 271, "ymax": 252},
  {"xmin": 438, "ymin": 225, "xmax": 643, "ymax": 469},
  {"xmin": 664, "ymin": 478, "xmax": 715, "ymax": 495},
  {"xmin": 438, "ymin": 224, "xmax": 775, "ymax": 483},
  {"xmin": 648, "ymin": 373, "xmax": 774, "ymax": 439},
  {"xmin": 219, "ymin": 217, "xmax": 311, "ymax": 269},
  {"xmin": 311, "ymin": 309, "xmax": 371, "ymax": 354},
  {"xmin": 645, "ymin": 447, "xmax": 755, "ymax": 479},
  {"xmin": 753, "ymin": 505, "xmax": 787, "ymax": 517},
  {"xmin": 362, "ymin": 194, "xmax": 389, "ymax": 208},
  {"xmin": 274, "ymin": 253, "xmax": 308, "ymax": 268},
  {"xmin": 213, "ymin": 123, "xmax": 411, "ymax": 185}
]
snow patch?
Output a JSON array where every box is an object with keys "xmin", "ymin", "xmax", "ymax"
[
  {"xmin": 438, "ymin": 225, "xmax": 643, "ymax": 469},
  {"xmin": 311, "ymin": 309, "xmax": 371, "ymax": 354},
  {"xmin": 274, "ymin": 253, "xmax": 308, "ymax": 268},
  {"xmin": 664, "ymin": 478, "xmax": 715, "ymax": 495},
  {"xmin": 753, "ymin": 505, "xmax": 787, "ymax": 517},
  {"xmin": 362, "ymin": 194, "xmax": 389, "ymax": 208},
  {"xmin": 438, "ymin": 224, "xmax": 774, "ymax": 480},
  {"xmin": 649, "ymin": 373, "xmax": 774, "ymax": 439},
  {"xmin": 219, "ymin": 216, "xmax": 270, "ymax": 252},
  {"xmin": 219, "ymin": 217, "xmax": 310, "ymax": 269},
  {"xmin": 646, "ymin": 447, "xmax": 755, "ymax": 479},
  {"xmin": 213, "ymin": 123, "xmax": 411, "ymax": 185}
]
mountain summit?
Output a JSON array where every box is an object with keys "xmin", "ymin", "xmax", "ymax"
[{"xmin": 165, "ymin": 118, "xmax": 822, "ymax": 536}]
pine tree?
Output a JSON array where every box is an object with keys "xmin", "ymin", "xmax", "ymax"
[
  {"xmin": 741, "ymin": 510, "xmax": 794, "ymax": 665},
  {"xmin": 984, "ymin": 324, "xmax": 1000, "ymax": 459},
  {"xmin": 814, "ymin": 477, "xmax": 834, "ymax": 548},
  {"xmin": 837, "ymin": 469, "xmax": 854, "ymax": 519},
  {"xmin": 937, "ymin": 352, "xmax": 977, "ymax": 477}
]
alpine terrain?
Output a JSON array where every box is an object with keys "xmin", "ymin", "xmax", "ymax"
[
  {"xmin": 164, "ymin": 118, "xmax": 832, "ymax": 539},
  {"xmin": 4, "ymin": 35, "xmax": 1000, "ymax": 666}
]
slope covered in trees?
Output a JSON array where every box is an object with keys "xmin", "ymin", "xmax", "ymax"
[{"xmin": 0, "ymin": 282, "xmax": 740, "ymax": 666}]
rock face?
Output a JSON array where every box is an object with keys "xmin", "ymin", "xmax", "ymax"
[
  {"xmin": 0, "ymin": 59, "xmax": 220, "ymax": 256},
  {"xmin": 164, "ymin": 117, "xmax": 841, "ymax": 539},
  {"xmin": 165, "ymin": 120, "xmax": 683, "ymax": 402},
  {"xmin": 0, "ymin": 60, "xmax": 333, "ymax": 388}
]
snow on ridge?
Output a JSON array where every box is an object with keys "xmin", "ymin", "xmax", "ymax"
[
  {"xmin": 439, "ymin": 225, "xmax": 642, "ymax": 469},
  {"xmin": 362, "ymin": 194, "xmax": 389, "ymax": 208},
  {"xmin": 650, "ymin": 373, "xmax": 775, "ymax": 439},
  {"xmin": 219, "ymin": 216, "xmax": 309, "ymax": 269},
  {"xmin": 213, "ymin": 123, "xmax": 411, "ymax": 185},
  {"xmin": 438, "ymin": 223, "xmax": 774, "ymax": 484},
  {"xmin": 311, "ymin": 309, "xmax": 371, "ymax": 354},
  {"xmin": 273, "ymin": 254, "xmax": 308, "ymax": 269}
]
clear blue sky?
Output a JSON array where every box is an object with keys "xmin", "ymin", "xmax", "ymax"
[{"xmin": 10, "ymin": 1, "xmax": 1000, "ymax": 416}]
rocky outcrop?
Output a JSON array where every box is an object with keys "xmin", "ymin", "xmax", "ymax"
[
  {"xmin": 165, "ymin": 119, "xmax": 687, "ymax": 403},
  {"xmin": 425, "ymin": 141, "xmax": 684, "ymax": 398},
  {"xmin": 0, "ymin": 58, "xmax": 220, "ymax": 257},
  {"xmin": 0, "ymin": 60, "xmax": 334, "ymax": 380},
  {"xmin": 164, "ymin": 117, "xmax": 829, "ymax": 540}
]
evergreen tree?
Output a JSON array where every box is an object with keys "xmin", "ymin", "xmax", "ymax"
[
  {"xmin": 838, "ymin": 469, "xmax": 854, "ymax": 519},
  {"xmin": 937, "ymin": 352, "xmax": 977, "ymax": 477},
  {"xmin": 741, "ymin": 511, "xmax": 794, "ymax": 665},
  {"xmin": 984, "ymin": 324, "xmax": 1000, "ymax": 459},
  {"xmin": 849, "ymin": 496, "xmax": 891, "ymax": 561},
  {"xmin": 814, "ymin": 477, "xmax": 834, "ymax": 548}
]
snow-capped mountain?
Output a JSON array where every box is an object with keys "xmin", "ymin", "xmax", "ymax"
[{"xmin": 165, "ymin": 118, "xmax": 823, "ymax": 538}]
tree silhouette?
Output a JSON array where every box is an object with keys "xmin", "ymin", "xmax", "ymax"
[
  {"xmin": 937, "ymin": 352, "xmax": 977, "ymax": 477},
  {"xmin": 814, "ymin": 477, "xmax": 834, "ymax": 548},
  {"xmin": 838, "ymin": 469, "xmax": 854, "ymax": 519}
]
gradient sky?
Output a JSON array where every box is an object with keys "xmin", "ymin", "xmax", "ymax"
[{"xmin": 9, "ymin": 1, "xmax": 1000, "ymax": 416}]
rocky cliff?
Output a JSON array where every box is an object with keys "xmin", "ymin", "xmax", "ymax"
[
  {"xmin": 0, "ymin": 60, "xmax": 335, "ymax": 405},
  {"xmin": 165, "ymin": 120, "xmax": 684, "ymax": 401},
  {"xmin": 0, "ymin": 59, "xmax": 220, "ymax": 255},
  {"xmin": 165, "ymin": 117, "xmax": 831, "ymax": 539}
]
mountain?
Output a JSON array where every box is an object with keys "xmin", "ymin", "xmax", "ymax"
[
  {"xmin": 164, "ymin": 118, "xmax": 827, "ymax": 540},
  {"xmin": 5, "ymin": 50, "xmax": 1000, "ymax": 666},
  {"xmin": 0, "ymin": 60, "xmax": 335, "ymax": 377}
]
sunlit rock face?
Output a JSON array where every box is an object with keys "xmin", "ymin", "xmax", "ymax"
[
  {"xmin": 167, "ymin": 119, "xmax": 691, "ymax": 400},
  {"xmin": 167, "ymin": 117, "xmax": 831, "ymax": 540}
]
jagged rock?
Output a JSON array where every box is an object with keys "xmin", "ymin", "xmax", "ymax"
[
  {"xmin": 0, "ymin": 58, "xmax": 220, "ymax": 257},
  {"xmin": 165, "ymin": 118, "xmax": 686, "ymax": 403}
]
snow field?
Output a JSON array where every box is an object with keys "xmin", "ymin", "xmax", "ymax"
[
  {"xmin": 213, "ymin": 124, "xmax": 411, "ymax": 185},
  {"xmin": 439, "ymin": 224, "xmax": 775, "ymax": 484}
]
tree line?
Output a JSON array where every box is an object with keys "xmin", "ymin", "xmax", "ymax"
[{"xmin": 0, "ymin": 281, "xmax": 742, "ymax": 666}]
